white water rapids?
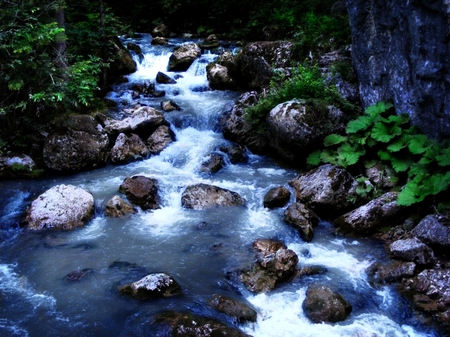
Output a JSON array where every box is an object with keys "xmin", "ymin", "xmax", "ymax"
[{"xmin": 0, "ymin": 34, "xmax": 437, "ymax": 336}]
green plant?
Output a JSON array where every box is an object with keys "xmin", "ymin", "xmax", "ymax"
[{"xmin": 307, "ymin": 102, "xmax": 450, "ymax": 206}]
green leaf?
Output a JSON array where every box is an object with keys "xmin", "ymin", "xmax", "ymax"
[
  {"xmin": 346, "ymin": 115, "xmax": 373, "ymax": 134},
  {"xmin": 397, "ymin": 178, "xmax": 425, "ymax": 206},
  {"xmin": 337, "ymin": 143, "xmax": 365, "ymax": 166},
  {"xmin": 320, "ymin": 149, "xmax": 338, "ymax": 165},
  {"xmin": 436, "ymin": 147, "xmax": 450, "ymax": 166},
  {"xmin": 371, "ymin": 122, "xmax": 397, "ymax": 142},
  {"xmin": 378, "ymin": 150, "xmax": 391, "ymax": 161},
  {"xmin": 365, "ymin": 101, "xmax": 393, "ymax": 118},
  {"xmin": 386, "ymin": 114, "xmax": 410, "ymax": 125},
  {"xmin": 387, "ymin": 138, "xmax": 405, "ymax": 152},
  {"xmin": 391, "ymin": 155, "xmax": 413, "ymax": 172},
  {"xmin": 307, "ymin": 150, "xmax": 321, "ymax": 165},
  {"xmin": 408, "ymin": 134, "xmax": 431, "ymax": 154},
  {"xmin": 324, "ymin": 134, "xmax": 347, "ymax": 147}
]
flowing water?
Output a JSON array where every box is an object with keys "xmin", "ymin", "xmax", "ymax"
[{"xmin": 0, "ymin": 34, "xmax": 438, "ymax": 336}]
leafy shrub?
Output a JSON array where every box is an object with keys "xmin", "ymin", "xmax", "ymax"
[{"xmin": 307, "ymin": 102, "xmax": 450, "ymax": 206}]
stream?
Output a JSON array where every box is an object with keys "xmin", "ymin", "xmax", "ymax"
[{"xmin": 0, "ymin": 34, "xmax": 438, "ymax": 336}]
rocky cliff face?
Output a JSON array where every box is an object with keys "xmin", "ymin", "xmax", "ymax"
[{"xmin": 345, "ymin": 0, "xmax": 450, "ymax": 139}]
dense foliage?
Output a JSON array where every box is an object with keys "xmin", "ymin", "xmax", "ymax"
[{"xmin": 307, "ymin": 102, "xmax": 450, "ymax": 206}]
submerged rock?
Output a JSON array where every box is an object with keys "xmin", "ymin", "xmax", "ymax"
[
  {"xmin": 26, "ymin": 184, "xmax": 94, "ymax": 231},
  {"xmin": 119, "ymin": 273, "xmax": 182, "ymax": 299},
  {"xmin": 181, "ymin": 183, "xmax": 246, "ymax": 210},
  {"xmin": 303, "ymin": 284, "xmax": 352, "ymax": 323}
]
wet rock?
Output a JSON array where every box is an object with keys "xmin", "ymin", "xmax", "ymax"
[
  {"xmin": 302, "ymin": 284, "xmax": 352, "ymax": 323},
  {"xmin": 151, "ymin": 36, "xmax": 169, "ymax": 45},
  {"xmin": 411, "ymin": 214, "xmax": 450, "ymax": 250},
  {"xmin": 199, "ymin": 153, "xmax": 225, "ymax": 174},
  {"xmin": 209, "ymin": 294, "xmax": 257, "ymax": 323},
  {"xmin": 110, "ymin": 133, "xmax": 150, "ymax": 164},
  {"xmin": 119, "ymin": 176, "xmax": 161, "ymax": 210},
  {"xmin": 367, "ymin": 261, "xmax": 416, "ymax": 285},
  {"xmin": 266, "ymin": 100, "xmax": 346, "ymax": 163},
  {"xmin": 216, "ymin": 143, "xmax": 247, "ymax": 164},
  {"xmin": 65, "ymin": 268, "xmax": 94, "ymax": 282},
  {"xmin": 160, "ymin": 100, "xmax": 181, "ymax": 111},
  {"xmin": 168, "ymin": 43, "xmax": 201, "ymax": 71},
  {"xmin": 109, "ymin": 37, "xmax": 136, "ymax": 77},
  {"xmin": 333, "ymin": 192, "xmax": 405, "ymax": 236},
  {"xmin": 365, "ymin": 163, "xmax": 398, "ymax": 190},
  {"xmin": 151, "ymin": 24, "xmax": 170, "ymax": 38},
  {"xmin": 0, "ymin": 152, "xmax": 41, "ymax": 178},
  {"xmin": 218, "ymin": 91, "xmax": 268, "ymax": 154},
  {"xmin": 43, "ymin": 115, "xmax": 109, "ymax": 172},
  {"xmin": 289, "ymin": 164, "xmax": 358, "ymax": 217},
  {"xmin": 102, "ymin": 106, "xmax": 168, "ymax": 140},
  {"xmin": 239, "ymin": 239, "xmax": 298, "ymax": 293},
  {"xmin": 283, "ymin": 202, "xmax": 319, "ymax": 242},
  {"xmin": 104, "ymin": 195, "xmax": 136, "ymax": 217},
  {"xmin": 263, "ymin": 186, "xmax": 291, "ymax": 209},
  {"xmin": 156, "ymin": 71, "xmax": 177, "ymax": 84},
  {"xmin": 149, "ymin": 311, "xmax": 251, "ymax": 336},
  {"xmin": 295, "ymin": 265, "xmax": 327, "ymax": 278},
  {"xmin": 126, "ymin": 42, "xmax": 142, "ymax": 56},
  {"xmin": 147, "ymin": 125, "xmax": 175, "ymax": 154},
  {"xmin": 252, "ymin": 238, "xmax": 287, "ymax": 254},
  {"xmin": 181, "ymin": 183, "xmax": 246, "ymax": 210},
  {"xmin": 119, "ymin": 273, "xmax": 182, "ymax": 299},
  {"xmin": 206, "ymin": 63, "xmax": 237, "ymax": 90},
  {"xmin": 26, "ymin": 184, "xmax": 94, "ymax": 231},
  {"xmin": 200, "ymin": 34, "xmax": 220, "ymax": 49},
  {"xmin": 389, "ymin": 238, "xmax": 435, "ymax": 266}
]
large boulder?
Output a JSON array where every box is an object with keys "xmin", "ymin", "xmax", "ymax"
[
  {"xmin": 209, "ymin": 294, "xmax": 257, "ymax": 323},
  {"xmin": 238, "ymin": 239, "xmax": 299, "ymax": 293},
  {"xmin": 151, "ymin": 24, "xmax": 170, "ymax": 38},
  {"xmin": 411, "ymin": 213, "xmax": 450, "ymax": 250},
  {"xmin": 289, "ymin": 164, "xmax": 358, "ymax": 217},
  {"xmin": 265, "ymin": 100, "xmax": 347, "ymax": 163},
  {"xmin": 43, "ymin": 115, "xmax": 109, "ymax": 172},
  {"xmin": 389, "ymin": 238, "xmax": 435, "ymax": 266},
  {"xmin": 333, "ymin": 192, "xmax": 405, "ymax": 235},
  {"xmin": 119, "ymin": 273, "xmax": 182, "ymax": 299},
  {"xmin": 284, "ymin": 202, "xmax": 319, "ymax": 242},
  {"xmin": 109, "ymin": 37, "xmax": 136, "ymax": 77},
  {"xmin": 168, "ymin": 43, "xmax": 201, "ymax": 71},
  {"xmin": 345, "ymin": 0, "xmax": 450, "ymax": 138},
  {"xmin": 302, "ymin": 284, "xmax": 352, "ymax": 323},
  {"xmin": 110, "ymin": 133, "xmax": 150, "ymax": 164},
  {"xmin": 147, "ymin": 125, "xmax": 175, "ymax": 154},
  {"xmin": 25, "ymin": 184, "xmax": 94, "ymax": 231},
  {"xmin": 119, "ymin": 176, "xmax": 161, "ymax": 210},
  {"xmin": 206, "ymin": 63, "xmax": 237, "ymax": 90},
  {"xmin": 181, "ymin": 183, "xmax": 246, "ymax": 210},
  {"xmin": 368, "ymin": 261, "xmax": 416, "ymax": 285}
]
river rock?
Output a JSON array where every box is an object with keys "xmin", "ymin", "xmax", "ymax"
[
  {"xmin": 109, "ymin": 36, "xmax": 136, "ymax": 77},
  {"xmin": 283, "ymin": 202, "xmax": 319, "ymax": 242},
  {"xmin": 239, "ymin": 239, "xmax": 298, "ymax": 293},
  {"xmin": 151, "ymin": 24, "xmax": 170, "ymax": 38},
  {"xmin": 168, "ymin": 43, "xmax": 201, "ymax": 71},
  {"xmin": 218, "ymin": 91, "xmax": 268, "ymax": 154},
  {"xmin": 289, "ymin": 164, "xmax": 358, "ymax": 217},
  {"xmin": 206, "ymin": 63, "xmax": 237, "ymax": 90},
  {"xmin": 65, "ymin": 268, "xmax": 94, "ymax": 282},
  {"xmin": 216, "ymin": 143, "xmax": 248, "ymax": 164},
  {"xmin": 26, "ymin": 184, "xmax": 94, "ymax": 231},
  {"xmin": 149, "ymin": 311, "xmax": 251, "ymax": 336},
  {"xmin": 119, "ymin": 273, "xmax": 182, "ymax": 299},
  {"xmin": 200, "ymin": 34, "xmax": 220, "ymax": 49},
  {"xmin": 302, "ymin": 284, "xmax": 352, "ymax": 323},
  {"xmin": 43, "ymin": 115, "xmax": 109, "ymax": 172},
  {"xmin": 181, "ymin": 183, "xmax": 246, "ymax": 210},
  {"xmin": 102, "ymin": 106, "xmax": 168, "ymax": 140},
  {"xmin": 156, "ymin": 71, "xmax": 177, "ymax": 84},
  {"xmin": 266, "ymin": 100, "xmax": 346, "ymax": 163},
  {"xmin": 104, "ymin": 195, "xmax": 136, "ymax": 217},
  {"xmin": 333, "ymin": 192, "xmax": 405, "ymax": 236},
  {"xmin": 263, "ymin": 186, "xmax": 290, "ymax": 209},
  {"xmin": 147, "ymin": 125, "xmax": 175, "ymax": 154},
  {"xmin": 0, "ymin": 152, "xmax": 40, "ymax": 178},
  {"xmin": 199, "ymin": 153, "xmax": 225, "ymax": 174},
  {"xmin": 411, "ymin": 213, "xmax": 450, "ymax": 250},
  {"xmin": 160, "ymin": 100, "xmax": 181, "ymax": 112},
  {"xmin": 389, "ymin": 238, "xmax": 435, "ymax": 266},
  {"xmin": 110, "ymin": 133, "xmax": 150, "ymax": 164},
  {"xmin": 151, "ymin": 36, "xmax": 169, "ymax": 45},
  {"xmin": 209, "ymin": 294, "xmax": 257, "ymax": 323},
  {"xmin": 252, "ymin": 238, "xmax": 287, "ymax": 254},
  {"xmin": 368, "ymin": 261, "xmax": 416, "ymax": 285},
  {"xmin": 346, "ymin": 0, "xmax": 450, "ymax": 139},
  {"xmin": 119, "ymin": 176, "xmax": 161, "ymax": 210}
]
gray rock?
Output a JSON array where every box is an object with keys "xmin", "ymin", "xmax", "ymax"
[
  {"xmin": 109, "ymin": 37, "xmax": 136, "ymax": 77},
  {"xmin": 209, "ymin": 294, "xmax": 257, "ymax": 323},
  {"xmin": 263, "ymin": 186, "xmax": 291, "ymax": 209},
  {"xmin": 302, "ymin": 284, "xmax": 352, "ymax": 323},
  {"xmin": 110, "ymin": 133, "xmax": 150, "ymax": 164},
  {"xmin": 147, "ymin": 125, "xmax": 175, "ymax": 154},
  {"xmin": 26, "ymin": 184, "xmax": 94, "ymax": 231},
  {"xmin": 181, "ymin": 183, "xmax": 246, "ymax": 210},
  {"xmin": 200, "ymin": 34, "xmax": 220, "ymax": 49},
  {"xmin": 368, "ymin": 261, "xmax": 416, "ymax": 284},
  {"xmin": 216, "ymin": 143, "xmax": 248, "ymax": 164},
  {"xmin": 289, "ymin": 164, "xmax": 358, "ymax": 216},
  {"xmin": 160, "ymin": 100, "xmax": 181, "ymax": 112},
  {"xmin": 104, "ymin": 195, "xmax": 136, "ymax": 217},
  {"xmin": 119, "ymin": 176, "xmax": 161, "ymax": 210},
  {"xmin": 151, "ymin": 36, "xmax": 169, "ymax": 45},
  {"xmin": 411, "ymin": 214, "xmax": 450, "ymax": 249},
  {"xmin": 333, "ymin": 192, "xmax": 404, "ymax": 235},
  {"xmin": 389, "ymin": 238, "xmax": 435, "ymax": 265},
  {"xmin": 168, "ymin": 43, "xmax": 201, "ymax": 71},
  {"xmin": 151, "ymin": 24, "xmax": 170, "ymax": 38},
  {"xmin": 119, "ymin": 273, "xmax": 182, "ymax": 299},
  {"xmin": 284, "ymin": 202, "xmax": 319, "ymax": 242},
  {"xmin": 156, "ymin": 71, "xmax": 176, "ymax": 84},
  {"xmin": 199, "ymin": 153, "xmax": 225, "ymax": 174},
  {"xmin": 0, "ymin": 152, "xmax": 40, "ymax": 178},
  {"xmin": 206, "ymin": 63, "xmax": 237, "ymax": 90}
]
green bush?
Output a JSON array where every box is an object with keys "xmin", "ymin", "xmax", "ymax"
[{"xmin": 307, "ymin": 102, "xmax": 450, "ymax": 206}]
